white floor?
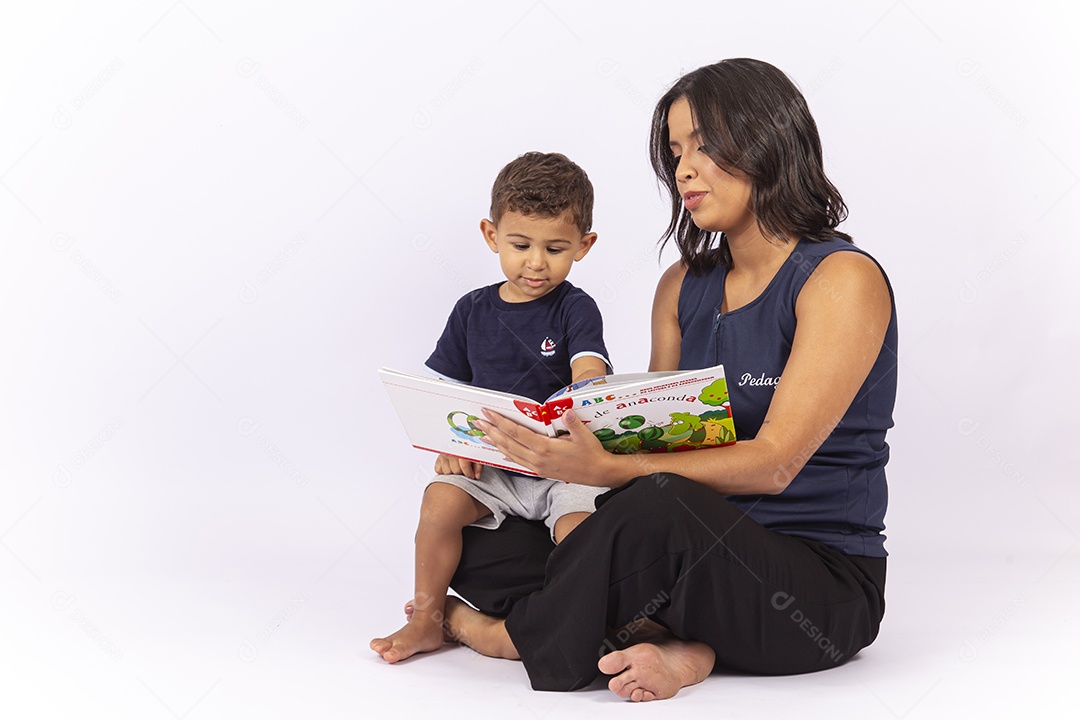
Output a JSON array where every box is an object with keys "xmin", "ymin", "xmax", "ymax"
[{"xmin": 2, "ymin": 506, "xmax": 1076, "ymax": 719}]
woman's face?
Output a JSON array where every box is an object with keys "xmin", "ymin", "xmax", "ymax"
[{"xmin": 666, "ymin": 97, "xmax": 757, "ymax": 239}]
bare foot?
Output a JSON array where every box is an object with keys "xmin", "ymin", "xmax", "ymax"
[
  {"xmin": 403, "ymin": 599, "xmax": 456, "ymax": 642},
  {"xmin": 609, "ymin": 617, "xmax": 672, "ymax": 648},
  {"xmin": 598, "ymin": 639, "xmax": 715, "ymax": 702},
  {"xmin": 443, "ymin": 596, "xmax": 520, "ymax": 660},
  {"xmin": 370, "ymin": 611, "xmax": 445, "ymax": 663}
]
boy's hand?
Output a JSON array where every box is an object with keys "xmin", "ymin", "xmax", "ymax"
[{"xmin": 434, "ymin": 453, "xmax": 483, "ymax": 480}]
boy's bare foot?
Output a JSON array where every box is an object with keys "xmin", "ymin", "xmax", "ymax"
[
  {"xmin": 370, "ymin": 611, "xmax": 446, "ymax": 663},
  {"xmin": 402, "ymin": 599, "xmax": 456, "ymax": 642},
  {"xmin": 597, "ymin": 639, "xmax": 715, "ymax": 702},
  {"xmin": 443, "ymin": 596, "xmax": 520, "ymax": 660}
]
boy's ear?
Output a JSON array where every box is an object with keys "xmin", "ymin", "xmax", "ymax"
[
  {"xmin": 480, "ymin": 218, "xmax": 499, "ymax": 253},
  {"xmin": 574, "ymin": 232, "xmax": 598, "ymax": 261}
]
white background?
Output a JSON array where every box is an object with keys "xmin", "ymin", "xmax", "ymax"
[{"xmin": 2, "ymin": 1, "xmax": 1077, "ymax": 717}]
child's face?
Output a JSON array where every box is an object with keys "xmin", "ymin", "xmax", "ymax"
[{"xmin": 480, "ymin": 210, "xmax": 597, "ymax": 303}]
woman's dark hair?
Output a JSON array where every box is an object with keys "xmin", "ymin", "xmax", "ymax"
[{"xmin": 649, "ymin": 58, "xmax": 851, "ymax": 273}]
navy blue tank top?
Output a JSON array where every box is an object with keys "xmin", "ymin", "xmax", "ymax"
[{"xmin": 678, "ymin": 237, "xmax": 897, "ymax": 557}]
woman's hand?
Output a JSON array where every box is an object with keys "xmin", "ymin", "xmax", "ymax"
[{"xmin": 476, "ymin": 408, "xmax": 627, "ymax": 488}]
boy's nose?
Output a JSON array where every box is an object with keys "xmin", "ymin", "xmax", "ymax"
[{"xmin": 526, "ymin": 251, "xmax": 546, "ymax": 269}]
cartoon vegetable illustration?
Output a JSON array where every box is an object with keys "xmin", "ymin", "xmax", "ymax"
[
  {"xmin": 699, "ymin": 378, "xmax": 730, "ymax": 407},
  {"xmin": 637, "ymin": 427, "xmax": 663, "ymax": 442},
  {"xmin": 668, "ymin": 412, "xmax": 703, "ymax": 436}
]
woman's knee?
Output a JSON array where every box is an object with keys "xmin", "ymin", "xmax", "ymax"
[
  {"xmin": 596, "ymin": 473, "xmax": 745, "ymax": 537},
  {"xmin": 601, "ymin": 472, "xmax": 716, "ymax": 511}
]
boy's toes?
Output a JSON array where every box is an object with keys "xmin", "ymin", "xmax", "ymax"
[
  {"xmin": 370, "ymin": 618, "xmax": 447, "ymax": 663},
  {"xmin": 370, "ymin": 637, "xmax": 406, "ymax": 663}
]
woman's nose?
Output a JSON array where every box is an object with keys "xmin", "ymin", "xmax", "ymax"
[{"xmin": 675, "ymin": 155, "xmax": 695, "ymax": 181}]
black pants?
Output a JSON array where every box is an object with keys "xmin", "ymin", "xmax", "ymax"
[{"xmin": 450, "ymin": 474, "xmax": 886, "ymax": 691}]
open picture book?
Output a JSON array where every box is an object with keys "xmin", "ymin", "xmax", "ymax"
[{"xmin": 379, "ymin": 364, "xmax": 736, "ymax": 476}]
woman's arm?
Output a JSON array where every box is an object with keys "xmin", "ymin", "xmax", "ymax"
[
  {"xmin": 478, "ymin": 251, "xmax": 892, "ymax": 494},
  {"xmin": 649, "ymin": 261, "xmax": 687, "ymax": 372}
]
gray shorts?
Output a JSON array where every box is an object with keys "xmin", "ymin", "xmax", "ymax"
[{"xmin": 429, "ymin": 466, "xmax": 607, "ymax": 542}]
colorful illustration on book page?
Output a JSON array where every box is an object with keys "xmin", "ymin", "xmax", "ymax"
[
  {"xmin": 447, "ymin": 411, "xmax": 486, "ymax": 444},
  {"xmin": 590, "ymin": 377, "xmax": 736, "ymax": 454}
]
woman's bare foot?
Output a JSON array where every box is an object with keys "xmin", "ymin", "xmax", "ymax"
[
  {"xmin": 442, "ymin": 596, "xmax": 520, "ymax": 660},
  {"xmin": 609, "ymin": 617, "xmax": 672, "ymax": 648},
  {"xmin": 598, "ymin": 639, "xmax": 715, "ymax": 702},
  {"xmin": 370, "ymin": 609, "xmax": 446, "ymax": 663}
]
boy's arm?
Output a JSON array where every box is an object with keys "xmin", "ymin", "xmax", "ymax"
[
  {"xmin": 563, "ymin": 290, "xmax": 613, "ymax": 382},
  {"xmin": 425, "ymin": 294, "xmax": 474, "ymax": 384},
  {"xmin": 571, "ymin": 355, "xmax": 609, "ymax": 383}
]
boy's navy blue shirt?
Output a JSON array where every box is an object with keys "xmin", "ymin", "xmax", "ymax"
[{"xmin": 426, "ymin": 281, "xmax": 611, "ymax": 402}]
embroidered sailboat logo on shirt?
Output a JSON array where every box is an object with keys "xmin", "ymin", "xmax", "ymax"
[{"xmin": 540, "ymin": 337, "xmax": 557, "ymax": 357}]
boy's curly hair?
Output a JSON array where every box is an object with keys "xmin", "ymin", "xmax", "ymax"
[{"xmin": 490, "ymin": 152, "xmax": 594, "ymax": 234}]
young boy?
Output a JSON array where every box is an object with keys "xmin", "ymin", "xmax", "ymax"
[{"xmin": 370, "ymin": 152, "xmax": 611, "ymax": 664}]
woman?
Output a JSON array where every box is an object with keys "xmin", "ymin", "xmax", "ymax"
[{"xmin": 443, "ymin": 58, "xmax": 897, "ymax": 703}]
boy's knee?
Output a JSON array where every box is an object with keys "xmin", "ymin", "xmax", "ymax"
[
  {"xmin": 421, "ymin": 482, "xmax": 479, "ymax": 521},
  {"xmin": 422, "ymin": 480, "xmax": 460, "ymax": 505}
]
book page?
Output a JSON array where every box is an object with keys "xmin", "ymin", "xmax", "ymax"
[
  {"xmin": 379, "ymin": 369, "xmax": 553, "ymax": 475},
  {"xmin": 550, "ymin": 366, "xmax": 737, "ymax": 453},
  {"xmin": 544, "ymin": 370, "xmax": 684, "ymax": 402}
]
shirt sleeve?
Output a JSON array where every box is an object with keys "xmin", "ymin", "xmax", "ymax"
[
  {"xmin": 424, "ymin": 296, "xmax": 473, "ymax": 383},
  {"xmin": 562, "ymin": 291, "xmax": 612, "ymax": 373}
]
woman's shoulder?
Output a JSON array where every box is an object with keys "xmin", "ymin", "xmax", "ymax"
[
  {"xmin": 659, "ymin": 259, "xmax": 689, "ymax": 288},
  {"xmin": 796, "ymin": 247, "xmax": 892, "ymax": 322},
  {"xmin": 653, "ymin": 260, "xmax": 689, "ymax": 305},
  {"xmin": 813, "ymin": 246, "xmax": 882, "ymax": 273}
]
